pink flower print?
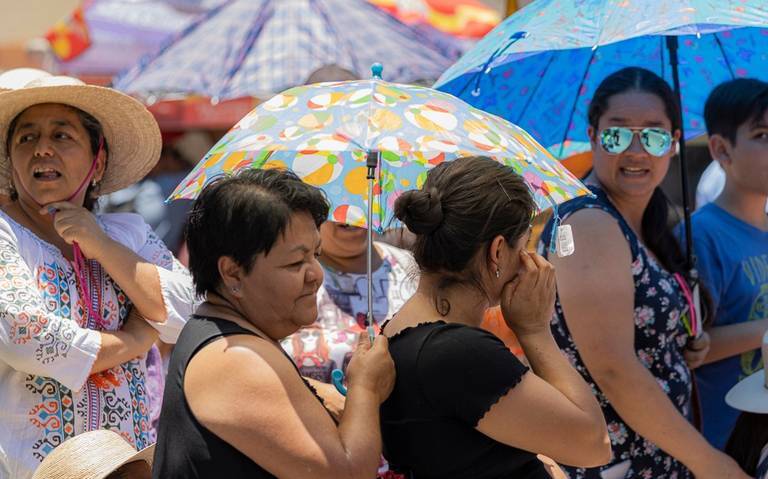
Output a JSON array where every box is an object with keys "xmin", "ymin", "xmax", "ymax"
[
  {"xmin": 639, "ymin": 468, "xmax": 654, "ymax": 479},
  {"xmin": 646, "ymin": 286, "xmax": 658, "ymax": 298},
  {"xmin": 638, "ymin": 349, "xmax": 653, "ymax": 368},
  {"xmin": 643, "ymin": 439, "xmax": 659, "ymax": 455},
  {"xmin": 631, "ymin": 257, "xmax": 643, "ymax": 275},
  {"xmin": 655, "ymin": 377, "xmax": 671, "ymax": 394},
  {"xmin": 634, "ymin": 305, "xmax": 655, "ymax": 328},
  {"xmin": 667, "ymin": 310, "xmax": 680, "ymax": 331},
  {"xmin": 607, "ymin": 421, "xmax": 629, "ymax": 445},
  {"xmin": 659, "ymin": 278, "xmax": 674, "ymax": 294}
]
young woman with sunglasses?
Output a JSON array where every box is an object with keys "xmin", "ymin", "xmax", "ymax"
[{"xmin": 539, "ymin": 67, "xmax": 749, "ymax": 479}]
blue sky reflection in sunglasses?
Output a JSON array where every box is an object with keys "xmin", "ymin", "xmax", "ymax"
[{"xmin": 599, "ymin": 127, "xmax": 672, "ymax": 156}]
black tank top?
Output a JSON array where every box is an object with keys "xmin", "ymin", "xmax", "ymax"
[{"xmin": 152, "ymin": 315, "xmax": 330, "ymax": 478}]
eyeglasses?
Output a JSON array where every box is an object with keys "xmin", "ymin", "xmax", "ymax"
[{"xmin": 599, "ymin": 127, "xmax": 673, "ymax": 157}]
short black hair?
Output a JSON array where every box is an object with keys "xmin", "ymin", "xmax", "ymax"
[
  {"xmin": 704, "ymin": 78, "xmax": 768, "ymax": 144},
  {"xmin": 185, "ymin": 168, "xmax": 330, "ymax": 297}
]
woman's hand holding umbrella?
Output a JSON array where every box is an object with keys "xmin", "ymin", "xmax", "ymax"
[{"xmin": 344, "ymin": 333, "xmax": 395, "ymax": 405}]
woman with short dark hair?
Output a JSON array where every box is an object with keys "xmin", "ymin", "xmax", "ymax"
[
  {"xmin": 380, "ymin": 155, "xmax": 610, "ymax": 478},
  {"xmin": 152, "ymin": 168, "xmax": 396, "ymax": 479}
]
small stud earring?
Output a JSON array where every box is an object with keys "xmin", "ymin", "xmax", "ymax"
[
  {"xmin": 91, "ymin": 179, "xmax": 98, "ymax": 187},
  {"xmin": 232, "ymin": 286, "xmax": 240, "ymax": 294},
  {"xmin": 495, "ymin": 269, "xmax": 501, "ymax": 278}
]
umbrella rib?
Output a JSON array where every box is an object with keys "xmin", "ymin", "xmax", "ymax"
[
  {"xmin": 712, "ymin": 32, "xmax": 736, "ymax": 79},
  {"xmin": 312, "ymin": 0, "xmax": 363, "ymax": 76},
  {"xmin": 515, "ymin": 50, "xmax": 556, "ymax": 125},
  {"xmin": 114, "ymin": 0, "xmax": 232, "ymax": 94},
  {"xmin": 557, "ymin": 48, "xmax": 596, "ymax": 159},
  {"xmin": 219, "ymin": 0, "xmax": 275, "ymax": 99}
]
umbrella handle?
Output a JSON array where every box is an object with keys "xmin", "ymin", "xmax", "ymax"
[{"xmin": 331, "ymin": 369, "xmax": 348, "ymax": 396}]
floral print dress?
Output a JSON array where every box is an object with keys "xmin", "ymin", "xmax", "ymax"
[{"xmin": 539, "ymin": 186, "xmax": 693, "ymax": 479}]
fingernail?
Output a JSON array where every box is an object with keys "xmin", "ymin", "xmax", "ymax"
[{"xmin": 46, "ymin": 207, "xmax": 57, "ymax": 216}]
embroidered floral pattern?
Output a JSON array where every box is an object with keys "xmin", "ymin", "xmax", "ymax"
[{"xmin": 0, "ymin": 212, "xmax": 188, "ymax": 478}]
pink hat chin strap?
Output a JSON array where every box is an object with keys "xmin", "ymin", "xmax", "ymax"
[
  {"xmin": 64, "ymin": 136, "xmax": 103, "ymax": 203},
  {"xmin": 49, "ymin": 137, "xmax": 105, "ymax": 328}
]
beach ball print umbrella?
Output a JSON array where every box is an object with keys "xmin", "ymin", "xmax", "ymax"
[
  {"xmin": 169, "ymin": 66, "xmax": 590, "ymax": 347},
  {"xmin": 170, "ymin": 68, "xmax": 590, "ymax": 226}
]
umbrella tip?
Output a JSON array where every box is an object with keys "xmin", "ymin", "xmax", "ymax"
[{"xmin": 371, "ymin": 63, "xmax": 383, "ymax": 80}]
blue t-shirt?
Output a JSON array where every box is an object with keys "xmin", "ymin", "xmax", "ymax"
[{"xmin": 688, "ymin": 203, "xmax": 768, "ymax": 449}]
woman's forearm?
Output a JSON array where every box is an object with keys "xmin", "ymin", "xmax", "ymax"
[
  {"xmin": 335, "ymin": 386, "xmax": 383, "ymax": 478},
  {"xmin": 90, "ymin": 309, "xmax": 158, "ymax": 374},
  {"xmin": 704, "ymin": 319, "xmax": 768, "ymax": 364},
  {"xmin": 517, "ymin": 332, "xmax": 607, "ymax": 439},
  {"xmin": 92, "ymin": 239, "xmax": 167, "ymax": 323},
  {"xmin": 595, "ymin": 358, "xmax": 717, "ymax": 474},
  {"xmin": 90, "ymin": 331, "xmax": 147, "ymax": 374}
]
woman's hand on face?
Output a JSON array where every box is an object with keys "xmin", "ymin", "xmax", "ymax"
[
  {"xmin": 500, "ymin": 250, "xmax": 557, "ymax": 338},
  {"xmin": 41, "ymin": 201, "xmax": 111, "ymax": 259},
  {"xmin": 345, "ymin": 333, "xmax": 395, "ymax": 404},
  {"xmin": 684, "ymin": 331, "xmax": 710, "ymax": 369}
]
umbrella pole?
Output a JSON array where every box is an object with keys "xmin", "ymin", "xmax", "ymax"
[
  {"xmin": 665, "ymin": 36, "xmax": 694, "ymax": 272},
  {"xmin": 365, "ymin": 150, "xmax": 379, "ymax": 344},
  {"xmin": 666, "ymin": 36, "xmax": 703, "ymax": 337}
]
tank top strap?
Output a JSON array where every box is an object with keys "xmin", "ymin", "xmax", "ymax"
[
  {"xmin": 540, "ymin": 184, "xmax": 640, "ymax": 260},
  {"xmin": 183, "ymin": 315, "xmax": 335, "ymax": 421}
]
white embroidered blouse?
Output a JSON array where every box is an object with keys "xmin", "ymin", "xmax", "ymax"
[{"xmin": 0, "ymin": 211, "xmax": 194, "ymax": 479}]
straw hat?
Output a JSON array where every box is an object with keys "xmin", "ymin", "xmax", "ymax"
[
  {"xmin": 31, "ymin": 429, "xmax": 154, "ymax": 479},
  {"xmin": 0, "ymin": 68, "xmax": 51, "ymax": 92},
  {"xmin": 0, "ymin": 75, "xmax": 161, "ymax": 195},
  {"xmin": 725, "ymin": 330, "xmax": 768, "ymax": 414}
]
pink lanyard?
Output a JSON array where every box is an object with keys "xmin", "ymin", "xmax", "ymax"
[
  {"xmin": 673, "ymin": 272, "xmax": 700, "ymax": 338},
  {"xmin": 39, "ymin": 138, "xmax": 105, "ymax": 327}
]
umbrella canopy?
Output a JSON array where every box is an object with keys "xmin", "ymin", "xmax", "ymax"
[
  {"xmin": 114, "ymin": 0, "xmax": 464, "ymax": 101},
  {"xmin": 52, "ymin": 0, "xmax": 213, "ymax": 76},
  {"xmin": 435, "ymin": 0, "xmax": 768, "ymax": 158},
  {"xmin": 369, "ymin": 0, "xmax": 502, "ymax": 38},
  {"xmin": 169, "ymin": 77, "xmax": 591, "ymax": 231}
]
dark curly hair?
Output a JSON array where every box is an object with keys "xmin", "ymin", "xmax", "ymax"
[{"xmin": 185, "ymin": 168, "xmax": 330, "ymax": 297}]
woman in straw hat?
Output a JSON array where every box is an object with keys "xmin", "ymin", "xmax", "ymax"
[
  {"xmin": 0, "ymin": 75, "xmax": 194, "ymax": 479},
  {"xmin": 32, "ymin": 429, "xmax": 153, "ymax": 479}
]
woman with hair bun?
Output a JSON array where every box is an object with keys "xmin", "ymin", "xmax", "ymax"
[{"xmin": 380, "ymin": 155, "xmax": 610, "ymax": 478}]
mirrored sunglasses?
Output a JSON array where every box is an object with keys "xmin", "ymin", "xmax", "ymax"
[{"xmin": 599, "ymin": 127, "xmax": 673, "ymax": 157}]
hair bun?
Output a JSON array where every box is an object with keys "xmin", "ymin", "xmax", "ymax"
[{"xmin": 394, "ymin": 187, "xmax": 444, "ymax": 235}]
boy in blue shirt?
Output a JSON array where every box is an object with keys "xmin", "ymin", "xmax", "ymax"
[{"xmin": 692, "ymin": 78, "xmax": 768, "ymax": 449}]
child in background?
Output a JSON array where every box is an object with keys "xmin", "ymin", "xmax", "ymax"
[
  {"xmin": 724, "ymin": 331, "xmax": 768, "ymax": 478},
  {"xmin": 690, "ymin": 78, "xmax": 768, "ymax": 449}
]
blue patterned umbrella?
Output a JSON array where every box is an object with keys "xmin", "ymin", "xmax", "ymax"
[
  {"xmin": 435, "ymin": 0, "xmax": 768, "ymax": 158},
  {"xmin": 114, "ymin": 0, "xmax": 463, "ymax": 101},
  {"xmin": 435, "ymin": 0, "xmax": 768, "ymax": 271}
]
